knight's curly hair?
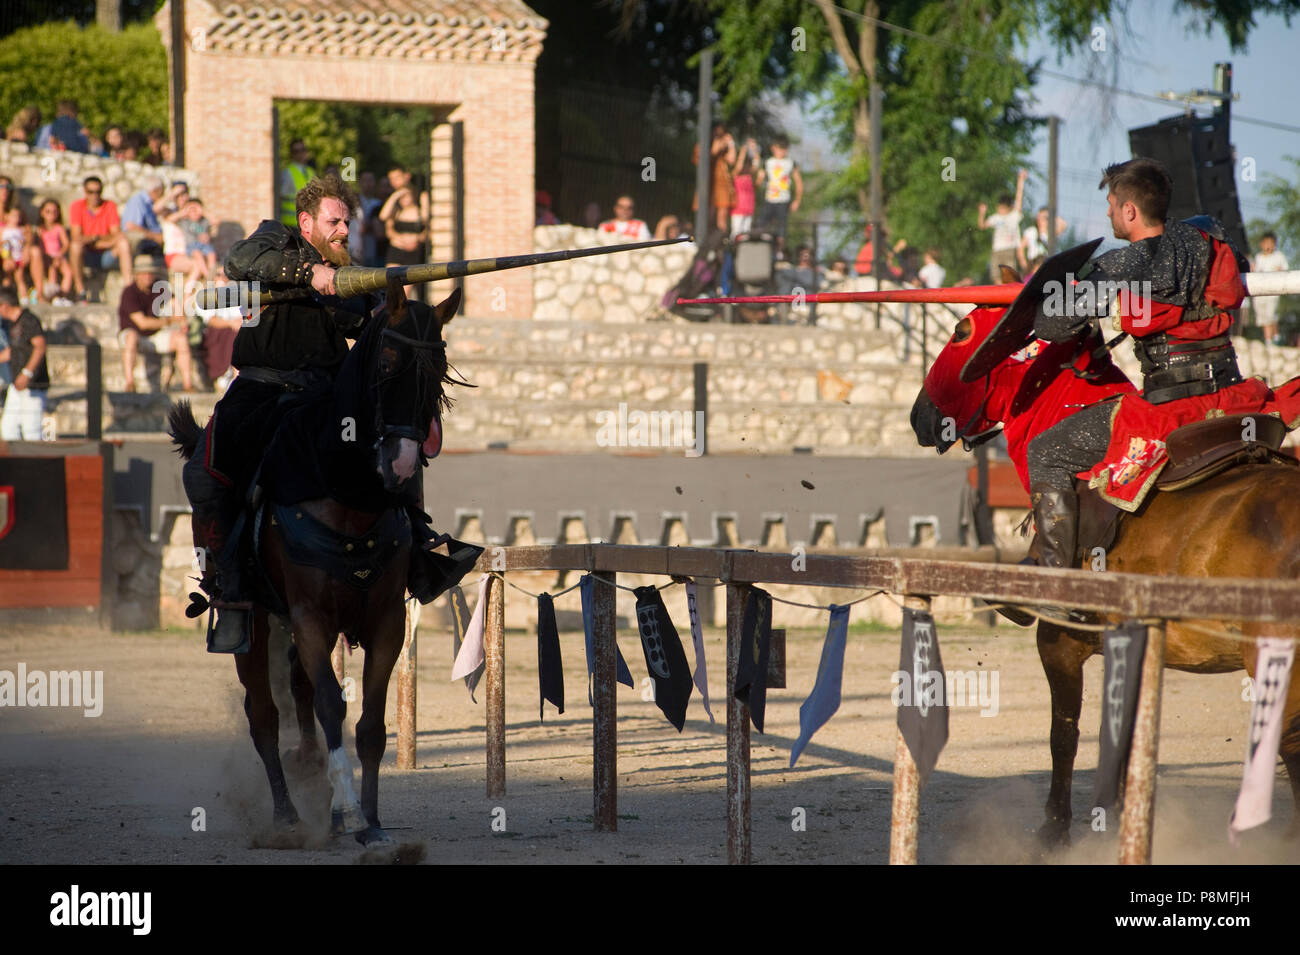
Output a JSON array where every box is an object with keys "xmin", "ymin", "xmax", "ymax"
[{"xmin": 296, "ymin": 173, "xmax": 359, "ymax": 219}]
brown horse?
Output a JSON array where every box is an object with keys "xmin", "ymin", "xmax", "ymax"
[
  {"xmin": 170, "ymin": 281, "xmax": 466, "ymax": 846},
  {"xmin": 910, "ymin": 305, "xmax": 1300, "ymax": 846}
]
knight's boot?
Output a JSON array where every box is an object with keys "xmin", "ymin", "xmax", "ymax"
[
  {"xmin": 189, "ymin": 498, "xmax": 252, "ymax": 655},
  {"xmin": 1029, "ymin": 485, "xmax": 1082, "ymax": 623},
  {"xmin": 406, "ymin": 507, "xmax": 484, "ymax": 605}
]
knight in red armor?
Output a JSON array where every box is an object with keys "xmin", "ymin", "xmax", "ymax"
[{"xmin": 1025, "ymin": 157, "xmax": 1300, "ymax": 578}]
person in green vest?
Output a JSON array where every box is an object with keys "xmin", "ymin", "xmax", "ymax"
[{"xmin": 278, "ymin": 139, "xmax": 316, "ymax": 227}]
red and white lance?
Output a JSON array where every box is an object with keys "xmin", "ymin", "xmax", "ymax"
[{"xmin": 677, "ymin": 270, "xmax": 1300, "ymax": 308}]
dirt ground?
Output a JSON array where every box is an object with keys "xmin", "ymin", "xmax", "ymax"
[{"xmin": 1, "ymin": 610, "xmax": 1296, "ymax": 866}]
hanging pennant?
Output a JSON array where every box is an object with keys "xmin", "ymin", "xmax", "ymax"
[
  {"xmin": 634, "ymin": 585, "xmax": 693, "ymax": 731},
  {"xmin": 1230, "ymin": 637, "xmax": 1295, "ymax": 844},
  {"xmin": 580, "ymin": 574, "xmax": 634, "ymax": 707},
  {"xmin": 733, "ymin": 587, "xmax": 773, "ymax": 733},
  {"xmin": 790, "ymin": 604, "xmax": 851, "ymax": 767},
  {"xmin": 1091, "ymin": 622, "xmax": 1147, "ymax": 812},
  {"xmin": 895, "ymin": 606, "xmax": 948, "ymax": 785},
  {"xmin": 450, "ymin": 574, "xmax": 490, "ymax": 689},
  {"xmin": 536, "ymin": 593, "xmax": 565, "ymax": 720},
  {"xmin": 448, "ymin": 584, "xmax": 485, "ymax": 701},
  {"xmin": 685, "ymin": 581, "xmax": 715, "ymax": 724}
]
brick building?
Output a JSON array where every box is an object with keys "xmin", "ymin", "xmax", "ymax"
[{"xmin": 154, "ymin": 0, "xmax": 546, "ymax": 316}]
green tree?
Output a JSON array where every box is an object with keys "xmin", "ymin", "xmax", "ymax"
[{"xmin": 0, "ymin": 21, "xmax": 167, "ymax": 138}]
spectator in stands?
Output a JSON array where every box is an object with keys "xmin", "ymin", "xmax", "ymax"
[
  {"xmin": 6, "ymin": 106, "xmax": 40, "ymax": 144},
  {"xmin": 654, "ymin": 215, "xmax": 681, "ymax": 241},
  {"xmin": 354, "ymin": 171, "xmax": 383, "ymax": 266},
  {"xmin": 1252, "ymin": 231, "xmax": 1289, "ymax": 345},
  {"xmin": 195, "ymin": 267, "xmax": 242, "ymax": 390},
  {"xmin": 582, "ymin": 201, "xmax": 602, "ymax": 229},
  {"xmin": 279, "ymin": 139, "xmax": 317, "ymax": 227},
  {"xmin": 144, "ymin": 128, "xmax": 169, "ymax": 166},
  {"xmin": 177, "ymin": 197, "xmax": 218, "ymax": 277},
  {"xmin": 1, "ymin": 207, "xmax": 46, "ymax": 303},
  {"xmin": 119, "ymin": 130, "xmax": 144, "ymax": 162},
  {"xmin": 36, "ymin": 199, "xmax": 73, "ymax": 304},
  {"xmin": 599, "ymin": 195, "xmax": 651, "ymax": 241},
  {"xmin": 118, "ymin": 254, "xmax": 194, "ymax": 393},
  {"xmin": 69, "ymin": 175, "xmax": 132, "ymax": 301},
  {"xmin": 731, "ymin": 137, "xmax": 760, "ymax": 237},
  {"xmin": 977, "ymin": 167, "xmax": 1028, "ymax": 281},
  {"xmin": 535, "ymin": 189, "xmax": 559, "ymax": 226},
  {"xmin": 823, "ymin": 259, "xmax": 850, "ymax": 284},
  {"xmin": 103, "ymin": 125, "xmax": 126, "ymax": 160},
  {"xmin": 918, "ymin": 247, "xmax": 946, "ymax": 288},
  {"xmin": 754, "ymin": 136, "xmax": 803, "ymax": 254},
  {"xmin": 0, "ymin": 287, "xmax": 50, "ymax": 439},
  {"xmin": 1020, "ymin": 206, "xmax": 1068, "ymax": 274},
  {"xmin": 691, "ymin": 124, "xmax": 736, "ymax": 235},
  {"xmin": 0, "ymin": 320, "xmax": 10, "ymax": 395},
  {"xmin": 121, "ymin": 176, "xmax": 167, "ymax": 255},
  {"xmin": 36, "ymin": 100, "xmax": 89, "ymax": 153}
]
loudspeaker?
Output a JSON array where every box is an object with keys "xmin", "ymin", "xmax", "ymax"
[{"xmin": 1128, "ymin": 112, "xmax": 1248, "ymax": 254}]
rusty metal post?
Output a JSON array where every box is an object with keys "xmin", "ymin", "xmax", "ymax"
[
  {"xmin": 395, "ymin": 599, "xmax": 417, "ymax": 769},
  {"xmin": 726, "ymin": 581, "xmax": 753, "ymax": 865},
  {"xmin": 592, "ymin": 572, "xmax": 618, "ymax": 831},
  {"xmin": 331, "ymin": 636, "xmax": 345, "ymax": 688},
  {"xmin": 485, "ymin": 574, "xmax": 506, "ymax": 798},
  {"xmin": 1119, "ymin": 621, "xmax": 1166, "ymax": 865},
  {"xmin": 889, "ymin": 593, "xmax": 928, "ymax": 865}
]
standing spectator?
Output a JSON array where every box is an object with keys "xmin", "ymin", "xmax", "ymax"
[
  {"xmin": 354, "ymin": 172, "xmax": 383, "ymax": 265},
  {"xmin": 279, "ymin": 139, "xmax": 317, "ymax": 227},
  {"xmin": 754, "ymin": 136, "xmax": 803, "ymax": 254},
  {"xmin": 1252, "ymin": 232, "xmax": 1289, "ymax": 345},
  {"xmin": 1020, "ymin": 205, "xmax": 1068, "ymax": 274},
  {"xmin": 893, "ymin": 237, "xmax": 921, "ymax": 285},
  {"xmin": 36, "ymin": 199, "xmax": 73, "ymax": 303},
  {"xmin": 918, "ymin": 248, "xmax": 946, "ymax": 288},
  {"xmin": 731, "ymin": 137, "xmax": 759, "ymax": 237},
  {"xmin": 692, "ymin": 124, "xmax": 736, "ymax": 234},
  {"xmin": 0, "ymin": 287, "xmax": 50, "ymax": 439},
  {"xmin": 977, "ymin": 167, "xmax": 1028, "ymax": 281},
  {"xmin": 69, "ymin": 175, "xmax": 132, "ymax": 300},
  {"xmin": 854, "ymin": 224, "xmax": 877, "ymax": 277},
  {"xmin": 823, "ymin": 259, "xmax": 850, "ymax": 284},
  {"xmin": 379, "ymin": 181, "xmax": 429, "ymax": 295},
  {"xmin": 598, "ymin": 195, "xmax": 651, "ymax": 240},
  {"xmin": 535, "ymin": 189, "xmax": 560, "ymax": 226},
  {"xmin": 582, "ymin": 201, "xmax": 602, "ymax": 229},
  {"xmin": 121, "ymin": 176, "xmax": 167, "ymax": 255},
  {"xmin": 117, "ymin": 254, "xmax": 194, "ymax": 393},
  {"xmin": 36, "ymin": 100, "xmax": 89, "ymax": 153}
]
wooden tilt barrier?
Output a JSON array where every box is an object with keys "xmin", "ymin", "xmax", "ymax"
[{"xmin": 388, "ymin": 543, "xmax": 1300, "ymax": 865}]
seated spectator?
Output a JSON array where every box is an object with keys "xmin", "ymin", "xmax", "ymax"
[
  {"xmin": 654, "ymin": 215, "xmax": 681, "ymax": 240},
  {"xmin": 194, "ymin": 267, "xmax": 242, "ymax": 390},
  {"xmin": 117, "ymin": 254, "xmax": 193, "ymax": 393},
  {"xmin": 918, "ymin": 247, "xmax": 946, "ymax": 288},
  {"xmin": 69, "ymin": 175, "xmax": 132, "ymax": 300},
  {"xmin": 36, "ymin": 100, "xmax": 90, "ymax": 153},
  {"xmin": 599, "ymin": 195, "xmax": 651, "ymax": 241},
  {"xmin": 102, "ymin": 125, "xmax": 125, "ymax": 160},
  {"xmin": 119, "ymin": 130, "xmax": 144, "ymax": 162},
  {"xmin": 1, "ymin": 207, "xmax": 47, "ymax": 303},
  {"xmin": 121, "ymin": 176, "xmax": 167, "ymax": 255},
  {"xmin": 36, "ymin": 199, "xmax": 73, "ymax": 303},
  {"xmin": 0, "ymin": 320, "xmax": 11, "ymax": 393},
  {"xmin": 177, "ymin": 197, "xmax": 218, "ymax": 277},
  {"xmin": 823, "ymin": 259, "xmax": 850, "ymax": 284},
  {"xmin": 536, "ymin": 190, "xmax": 560, "ymax": 226},
  {"xmin": 1020, "ymin": 206, "xmax": 1068, "ymax": 274},
  {"xmin": 144, "ymin": 128, "xmax": 169, "ymax": 166},
  {"xmin": 6, "ymin": 105, "xmax": 40, "ymax": 144},
  {"xmin": 0, "ymin": 287, "xmax": 50, "ymax": 439}
]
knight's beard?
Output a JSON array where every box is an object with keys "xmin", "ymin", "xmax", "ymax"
[{"xmin": 310, "ymin": 231, "xmax": 351, "ymax": 267}]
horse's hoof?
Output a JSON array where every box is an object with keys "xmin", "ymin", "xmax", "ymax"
[
  {"xmin": 273, "ymin": 806, "xmax": 301, "ymax": 829},
  {"xmin": 1037, "ymin": 818, "xmax": 1072, "ymax": 850},
  {"xmin": 356, "ymin": 825, "xmax": 393, "ymax": 847},
  {"xmin": 331, "ymin": 807, "xmax": 368, "ymax": 836}
]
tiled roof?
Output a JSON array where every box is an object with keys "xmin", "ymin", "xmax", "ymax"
[{"xmin": 163, "ymin": 0, "xmax": 547, "ymax": 62}]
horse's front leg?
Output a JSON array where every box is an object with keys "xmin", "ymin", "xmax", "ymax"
[
  {"xmin": 292, "ymin": 612, "xmax": 366, "ymax": 836},
  {"xmin": 353, "ymin": 592, "xmax": 407, "ymax": 846},
  {"xmin": 235, "ymin": 607, "xmax": 300, "ymax": 829},
  {"xmin": 1036, "ymin": 622, "xmax": 1096, "ymax": 848}
]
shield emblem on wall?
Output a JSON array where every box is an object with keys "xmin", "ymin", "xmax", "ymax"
[{"xmin": 0, "ymin": 486, "xmax": 13, "ymax": 541}]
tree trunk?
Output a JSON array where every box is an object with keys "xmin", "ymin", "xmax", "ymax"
[
  {"xmin": 813, "ymin": 0, "xmax": 877, "ymax": 220},
  {"xmin": 97, "ymin": 0, "xmax": 122, "ymax": 33}
]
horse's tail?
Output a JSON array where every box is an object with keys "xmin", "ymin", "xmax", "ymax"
[{"xmin": 167, "ymin": 400, "xmax": 202, "ymax": 460}]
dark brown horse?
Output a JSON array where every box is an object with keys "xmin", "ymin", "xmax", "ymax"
[
  {"xmin": 170, "ymin": 281, "xmax": 466, "ymax": 846},
  {"xmin": 910, "ymin": 305, "xmax": 1300, "ymax": 846}
]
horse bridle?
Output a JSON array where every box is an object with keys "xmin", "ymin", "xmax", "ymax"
[{"xmin": 372, "ymin": 321, "xmax": 448, "ymax": 451}]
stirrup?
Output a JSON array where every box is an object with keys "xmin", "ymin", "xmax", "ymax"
[{"xmin": 207, "ymin": 601, "xmax": 253, "ymax": 654}]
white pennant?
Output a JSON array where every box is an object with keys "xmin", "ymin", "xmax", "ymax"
[
  {"xmin": 686, "ymin": 582, "xmax": 715, "ymax": 723},
  {"xmin": 451, "ymin": 574, "xmax": 491, "ymax": 680},
  {"xmin": 1229, "ymin": 637, "xmax": 1295, "ymax": 845}
]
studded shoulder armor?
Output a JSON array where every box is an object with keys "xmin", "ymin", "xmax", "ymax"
[{"xmin": 224, "ymin": 219, "xmax": 320, "ymax": 287}]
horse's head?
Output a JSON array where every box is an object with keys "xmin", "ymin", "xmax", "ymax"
[
  {"xmin": 370, "ymin": 279, "xmax": 470, "ymax": 493},
  {"xmin": 910, "ymin": 307, "xmax": 1011, "ymax": 453}
]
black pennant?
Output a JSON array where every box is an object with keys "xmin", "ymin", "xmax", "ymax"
[
  {"xmin": 634, "ymin": 586, "xmax": 693, "ymax": 731},
  {"xmin": 896, "ymin": 607, "xmax": 949, "ymax": 785},
  {"xmin": 1092, "ymin": 622, "xmax": 1147, "ymax": 811},
  {"xmin": 733, "ymin": 587, "xmax": 773, "ymax": 733},
  {"xmin": 537, "ymin": 593, "xmax": 564, "ymax": 720}
]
